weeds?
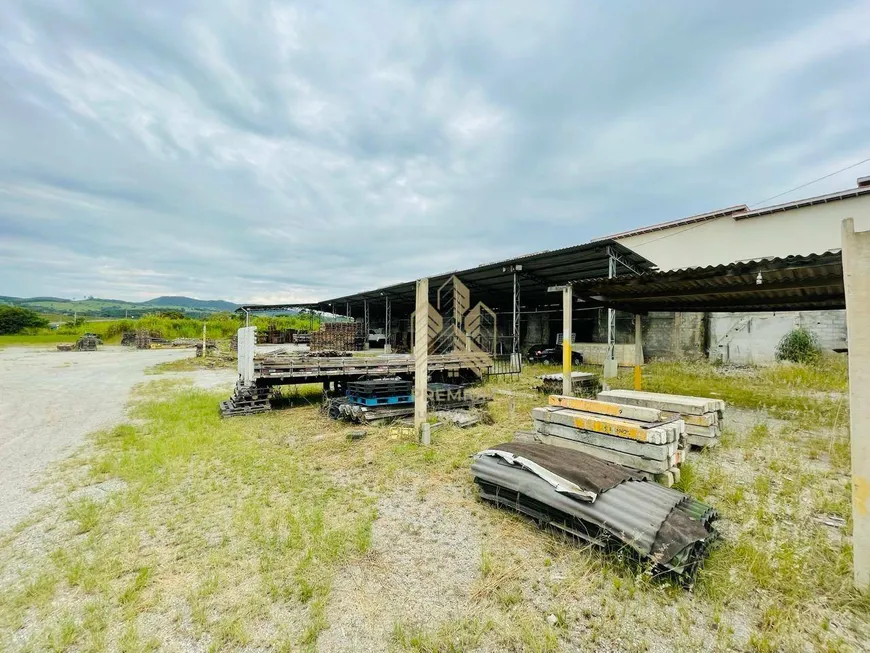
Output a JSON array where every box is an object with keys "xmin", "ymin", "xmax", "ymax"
[{"xmin": 1, "ymin": 359, "xmax": 867, "ymax": 651}]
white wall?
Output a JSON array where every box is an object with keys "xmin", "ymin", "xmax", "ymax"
[
  {"xmin": 617, "ymin": 194, "xmax": 870, "ymax": 270},
  {"xmin": 709, "ymin": 310, "xmax": 847, "ymax": 365}
]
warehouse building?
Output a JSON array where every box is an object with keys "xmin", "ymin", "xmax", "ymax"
[
  {"xmin": 245, "ymin": 178, "xmax": 870, "ymax": 366},
  {"xmin": 598, "ymin": 177, "xmax": 870, "ymax": 363}
]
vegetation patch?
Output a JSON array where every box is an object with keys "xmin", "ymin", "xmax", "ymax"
[{"xmin": 1, "ymin": 359, "xmax": 867, "ymax": 651}]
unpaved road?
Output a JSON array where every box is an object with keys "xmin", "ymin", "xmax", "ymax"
[{"xmin": 0, "ymin": 346, "xmax": 233, "ymax": 533}]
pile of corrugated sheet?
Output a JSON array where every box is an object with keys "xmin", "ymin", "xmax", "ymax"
[
  {"xmin": 537, "ymin": 372, "xmax": 600, "ymax": 397},
  {"xmin": 532, "ymin": 395, "xmax": 687, "ymax": 484},
  {"xmin": 471, "ymin": 442, "xmax": 718, "ymax": 582},
  {"xmin": 599, "ymin": 389, "xmax": 726, "ymax": 448}
]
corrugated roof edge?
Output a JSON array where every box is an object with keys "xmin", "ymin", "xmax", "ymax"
[
  {"xmin": 571, "ymin": 250, "xmax": 842, "ymax": 287},
  {"xmin": 734, "ymin": 185, "xmax": 870, "ymax": 220},
  {"xmin": 592, "ymin": 205, "xmax": 748, "ymax": 242}
]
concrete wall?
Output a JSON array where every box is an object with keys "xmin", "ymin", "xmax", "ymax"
[
  {"xmin": 709, "ymin": 310, "xmax": 847, "ymax": 365},
  {"xmin": 616, "ymin": 193, "xmax": 870, "ymax": 271}
]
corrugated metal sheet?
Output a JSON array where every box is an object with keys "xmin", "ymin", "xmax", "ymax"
[
  {"xmin": 238, "ymin": 240, "xmax": 653, "ymax": 316},
  {"xmin": 593, "ymin": 205, "xmax": 749, "ymax": 242},
  {"xmin": 471, "ymin": 445, "xmax": 718, "ymax": 581},
  {"xmin": 571, "ymin": 251, "xmax": 844, "ymax": 313}
]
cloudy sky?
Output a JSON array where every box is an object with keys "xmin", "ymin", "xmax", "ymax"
[{"xmin": 1, "ymin": 0, "xmax": 869, "ymax": 303}]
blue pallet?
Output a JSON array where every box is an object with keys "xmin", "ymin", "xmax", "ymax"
[{"xmin": 347, "ymin": 394, "xmax": 414, "ymax": 406}]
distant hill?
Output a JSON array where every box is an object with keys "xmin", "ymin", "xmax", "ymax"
[
  {"xmin": 143, "ymin": 296, "xmax": 239, "ymax": 312},
  {"xmin": 0, "ymin": 295, "xmax": 239, "ymax": 318}
]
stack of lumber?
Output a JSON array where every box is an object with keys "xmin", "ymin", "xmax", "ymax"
[
  {"xmin": 310, "ymin": 322, "xmax": 359, "ymax": 352},
  {"xmin": 135, "ymin": 330, "xmax": 152, "ymax": 349},
  {"xmin": 293, "ymin": 332, "xmax": 311, "ymax": 344},
  {"xmin": 598, "ymin": 390, "xmax": 725, "ymax": 448},
  {"xmin": 532, "ymin": 394, "xmax": 686, "ymax": 485},
  {"xmin": 220, "ymin": 383, "xmax": 272, "ymax": 417}
]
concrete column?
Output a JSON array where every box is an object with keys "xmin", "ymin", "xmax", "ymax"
[
  {"xmin": 634, "ymin": 314, "xmax": 643, "ymax": 391},
  {"xmin": 414, "ymin": 278, "xmax": 429, "ymax": 441},
  {"xmin": 843, "ymin": 218, "xmax": 870, "ymax": 588},
  {"xmin": 562, "ymin": 286, "xmax": 573, "ymax": 396}
]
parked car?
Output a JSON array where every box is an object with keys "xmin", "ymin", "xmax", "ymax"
[
  {"xmin": 368, "ymin": 329, "xmax": 386, "ymax": 348},
  {"xmin": 527, "ymin": 344, "xmax": 583, "ymax": 365}
]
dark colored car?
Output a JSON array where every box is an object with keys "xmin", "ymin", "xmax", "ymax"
[{"xmin": 527, "ymin": 344, "xmax": 582, "ymax": 365}]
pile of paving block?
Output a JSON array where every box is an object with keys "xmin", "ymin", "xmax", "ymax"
[
  {"xmin": 532, "ymin": 394, "xmax": 687, "ymax": 485},
  {"xmin": 220, "ymin": 382, "xmax": 272, "ymax": 417},
  {"xmin": 598, "ymin": 389, "xmax": 725, "ymax": 449}
]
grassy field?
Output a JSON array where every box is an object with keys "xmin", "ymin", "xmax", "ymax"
[
  {"xmin": 1, "ymin": 314, "xmax": 319, "ymax": 349},
  {"xmin": 0, "ymin": 359, "xmax": 866, "ymax": 651}
]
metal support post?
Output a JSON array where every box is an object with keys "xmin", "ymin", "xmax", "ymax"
[
  {"xmin": 562, "ymin": 285, "xmax": 573, "ymax": 396},
  {"xmin": 604, "ymin": 249, "xmax": 618, "ymax": 378},
  {"xmin": 414, "ymin": 279, "xmax": 430, "ymax": 442},
  {"xmin": 345, "ymin": 301, "xmax": 351, "ymax": 318},
  {"xmin": 512, "ymin": 270, "xmax": 521, "ymax": 355},
  {"xmin": 363, "ymin": 299, "xmax": 370, "ymax": 349},
  {"xmin": 384, "ymin": 296, "xmax": 392, "ymax": 353},
  {"xmin": 843, "ymin": 218, "xmax": 870, "ymax": 588}
]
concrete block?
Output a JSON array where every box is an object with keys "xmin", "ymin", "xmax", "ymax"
[
  {"xmin": 535, "ymin": 433, "xmax": 673, "ymax": 474},
  {"xmin": 598, "ymin": 389, "xmax": 725, "ymax": 415},
  {"xmin": 548, "ymin": 395, "xmax": 663, "ymax": 422},
  {"xmin": 533, "ymin": 420, "xmax": 677, "ymax": 461},
  {"xmin": 531, "ymin": 407, "xmax": 676, "ymax": 444}
]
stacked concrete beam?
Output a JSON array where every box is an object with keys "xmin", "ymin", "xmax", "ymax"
[
  {"xmin": 531, "ymin": 395, "xmax": 687, "ymax": 484},
  {"xmin": 598, "ymin": 389, "xmax": 725, "ymax": 448}
]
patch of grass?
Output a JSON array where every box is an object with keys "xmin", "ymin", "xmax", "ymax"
[
  {"xmin": 608, "ymin": 358, "xmax": 848, "ymax": 424},
  {"xmin": 0, "ymin": 381, "xmax": 376, "ymax": 650},
  {"xmin": 391, "ymin": 617, "xmax": 492, "ymax": 652}
]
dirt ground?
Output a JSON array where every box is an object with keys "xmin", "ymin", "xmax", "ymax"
[{"xmin": 0, "ymin": 346, "xmax": 235, "ymax": 533}]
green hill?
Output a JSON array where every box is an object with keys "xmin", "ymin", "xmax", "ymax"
[{"xmin": 0, "ymin": 295, "xmax": 239, "ymax": 318}]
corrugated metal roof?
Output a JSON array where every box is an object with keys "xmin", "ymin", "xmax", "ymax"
[
  {"xmin": 240, "ymin": 239, "xmax": 653, "ymax": 316},
  {"xmin": 594, "ymin": 205, "xmax": 748, "ymax": 242},
  {"xmin": 735, "ymin": 185, "xmax": 870, "ymax": 220},
  {"xmin": 571, "ymin": 251, "xmax": 844, "ymax": 313}
]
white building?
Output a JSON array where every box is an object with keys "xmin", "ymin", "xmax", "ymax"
[{"xmin": 598, "ymin": 178, "xmax": 870, "ymax": 363}]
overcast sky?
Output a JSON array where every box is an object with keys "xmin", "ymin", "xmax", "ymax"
[{"xmin": 1, "ymin": 1, "xmax": 869, "ymax": 303}]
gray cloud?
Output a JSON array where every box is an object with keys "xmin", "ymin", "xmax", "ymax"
[{"xmin": 1, "ymin": 0, "xmax": 869, "ymax": 303}]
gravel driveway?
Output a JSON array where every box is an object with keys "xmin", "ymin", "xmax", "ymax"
[{"xmin": 0, "ymin": 345, "xmax": 231, "ymax": 533}]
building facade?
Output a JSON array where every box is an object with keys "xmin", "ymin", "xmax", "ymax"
[{"xmin": 598, "ymin": 180, "xmax": 870, "ymax": 364}]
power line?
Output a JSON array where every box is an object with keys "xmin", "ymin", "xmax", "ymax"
[
  {"xmin": 748, "ymin": 155, "xmax": 870, "ymax": 208},
  {"xmin": 632, "ymin": 155, "xmax": 870, "ymax": 249}
]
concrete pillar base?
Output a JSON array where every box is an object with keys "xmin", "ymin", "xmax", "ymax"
[{"xmin": 603, "ymin": 358, "xmax": 618, "ymax": 379}]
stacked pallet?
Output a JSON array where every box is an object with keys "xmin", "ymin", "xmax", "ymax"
[
  {"xmin": 347, "ymin": 379, "xmax": 413, "ymax": 406},
  {"xmin": 532, "ymin": 395, "xmax": 686, "ymax": 484},
  {"xmin": 598, "ymin": 390, "xmax": 725, "ymax": 448},
  {"xmin": 310, "ymin": 322, "xmax": 359, "ymax": 352},
  {"xmin": 220, "ymin": 383, "xmax": 272, "ymax": 417}
]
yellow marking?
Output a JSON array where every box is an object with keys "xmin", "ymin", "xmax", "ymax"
[
  {"xmin": 856, "ymin": 476, "xmax": 870, "ymax": 517},
  {"xmin": 548, "ymin": 395, "xmax": 623, "ymax": 417},
  {"xmin": 563, "ymin": 414, "xmax": 652, "ymax": 442}
]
